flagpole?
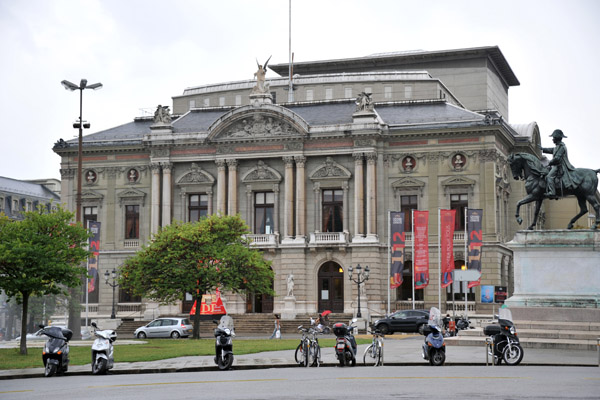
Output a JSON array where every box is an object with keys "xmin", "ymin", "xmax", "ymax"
[
  {"xmin": 464, "ymin": 207, "xmax": 468, "ymax": 317},
  {"xmin": 85, "ymin": 220, "xmax": 89, "ymax": 329},
  {"xmin": 411, "ymin": 209, "xmax": 415, "ymax": 310},
  {"xmin": 387, "ymin": 211, "xmax": 391, "ymax": 316},
  {"xmin": 438, "ymin": 208, "xmax": 441, "ymax": 311}
]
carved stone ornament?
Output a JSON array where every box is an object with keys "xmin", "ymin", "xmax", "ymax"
[
  {"xmin": 224, "ymin": 114, "xmax": 296, "ymax": 139},
  {"xmin": 402, "ymin": 156, "xmax": 416, "ymax": 172},
  {"xmin": 391, "ymin": 177, "xmax": 426, "ymax": 197},
  {"xmin": 243, "ymin": 160, "xmax": 282, "ymax": 183},
  {"xmin": 310, "ymin": 157, "xmax": 352, "ymax": 180},
  {"xmin": 355, "ymin": 92, "xmax": 374, "ymax": 113},
  {"xmin": 84, "ymin": 170, "xmax": 97, "ymax": 185},
  {"xmin": 127, "ymin": 168, "xmax": 140, "ymax": 183},
  {"xmin": 117, "ymin": 188, "xmax": 147, "ymax": 208},
  {"xmin": 177, "ymin": 163, "xmax": 215, "ymax": 184},
  {"xmin": 451, "ymin": 153, "xmax": 466, "ymax": 170},
  {"xmin": 153, "ymin": 105, "xmax": 172, "ymax": 125},
  {"xmin": 151, "ymin": 148, "xmax": 170, "ymax": 158}
]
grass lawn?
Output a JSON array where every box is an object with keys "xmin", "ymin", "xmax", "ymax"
[{"xmin": 0, "ymin": 338, "xmax": 370, "ymax": 370}]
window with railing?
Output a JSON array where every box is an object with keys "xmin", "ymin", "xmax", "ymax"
[
  {"xmin": 125, "ymin": 205, "xmax": 139, "ymax": 239},
  {"xmin": 401, "ymin": 195, "xmax": 418, "ymax": 232},
  {"xmin": 451, "ymin": 194, "xmax": 468, "ymax": 231},
  {"xmin": 254, "ymin": 192, "xmax": 274, "ymax": 234},
  {"xmin": 189, "ymin": 194, "xmax": 208, "ymax": 222},
  {"xmin": 322, "ymin": 189, "xmax": 343, "ymax": 232}
]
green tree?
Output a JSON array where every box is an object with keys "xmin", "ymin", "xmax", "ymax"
[
  {"xmin": 0, "ymin": 205, "xmax": 91, "ymax": 354},
  {"xmin": 120, "ymin": 214, "xmax": 274, "ymax": 339}
]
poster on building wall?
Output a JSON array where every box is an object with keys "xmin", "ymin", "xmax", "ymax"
[
  {"xmin": 466, "ymin": 208, "xmax": 483, "ymax": 288},
  {"xmin": 88, "ymin": 221, "xmax": 101, "ymax": 293},
  {"xmin": 389, "ymin": 211, "xmax": 405, "ymax": 289},
  {"xmin": 413, "ymin": 210, "xmax": 429, "ymax": 289},
  {"xmin": 481, "ymin": 285, "xmax": 494, "ymax": 303},
  {"xmin": 440, "ymin": 209, "xmax": 455, "ymax": 289}
]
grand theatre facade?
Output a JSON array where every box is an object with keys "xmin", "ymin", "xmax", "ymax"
[{"xmin": 53, "ymin": 47, "xmax": 541, "ymax": 320}]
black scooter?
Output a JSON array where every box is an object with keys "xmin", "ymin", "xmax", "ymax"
[
  {"xmin": 213, "ymin": 315, "xmax": 234, "ymax": 370},
  {"xmin": 333, "ymin": 318, "xmax": 357, "ymax": 367},
  {"xmin": 39, "ymin": 324, "xmax": 72, "ymax": 377},
  {"xmin": 484, "ymin": 307, "xmax": 524, "ymax": 365}
]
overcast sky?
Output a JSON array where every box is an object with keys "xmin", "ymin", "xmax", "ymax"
[{"xmin": 1, "ymin": 0, "xmax": 599, "ymax": 181}]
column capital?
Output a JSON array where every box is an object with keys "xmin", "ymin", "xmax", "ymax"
[
  {"xmin": 150, "ymin": 162, "xmax": 162, "ymax": 172},
  {"xmin": 283, "ymin": 156, "xmax": 295, "ymax": 166},
  {"xmin": 160, "ymin": 162, "xmax": 173, "ymax": 172},
  {"xmin": 294, "ymin": 155, "xmax": 306, "ymax": 167},
  {"xmin": 365, "ymin": 152, "xmax": 378, "ymax": 164},
  {"xmin": 216, "ymin": 159, "xmax": 227, "ymax": 169},
  {"xmin": 226, "ymin": 159, "xmax": 238, "ymax": 168},
  {"xmin": 353, "ymin": 152, "xmax": 364, "ymax": 162}
]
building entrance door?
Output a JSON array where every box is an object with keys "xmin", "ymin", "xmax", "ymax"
[{"xmin": 318, "ymin": 261, "xmax": 344, "ymax": 313}]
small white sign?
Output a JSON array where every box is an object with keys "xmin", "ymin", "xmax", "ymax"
[
  {"xmin": 454, "ymin": 270, "xmax": 481, "ymax": 281},
  {"xmin": 321, "ymin": 290, "xmax": 329, "ymax": 300}
]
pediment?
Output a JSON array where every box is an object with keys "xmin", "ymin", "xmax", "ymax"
[
  {"xmin": 176, "ymin": 163, "xmax": 215, "ymax": 185},
  {"xmin": 117, "ymin": 188, "xmax": 146, "ymax": 207},
  {"xmin": 242, "ymin": 161, "xmax": 282, "ymax": 183},
  {"xmin": 81, "ymin": 189, "xmax": 104, "ymax": 202},
  {"xmin": 391, "ymin": 177, "xmax": 426, "ymax": 189},
  {"xmin": 441, "ymin": 176, "xmax": 476, "ymax": 187},
  {"xmin": 309, "ymin": 157, "xmax": 352, "ymax": 180},
  {"xmin": 207, "ymin": 104, "xmax": 309, "ymax": 142}
]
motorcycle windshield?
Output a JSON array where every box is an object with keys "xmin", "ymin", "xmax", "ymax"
[
  {"xmin": 46, "ymin": 337, "xmax": 66, "ymax": 352},
  {"xmin": 428, "ymin": 307, "xmax": 442, "ymax": 327},
  {"xmin": 498, "ymin": 307, "xmax": 514, "ymax": 323},
  {"xmin": 43, "ymin": 326, "xmax": 66, "ymax": 340},
  {"xmin": 218, "ymin": 315, "xmax": 234, "ymax": 331}
]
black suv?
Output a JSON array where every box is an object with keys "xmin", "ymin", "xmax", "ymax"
[{"xmin": 373, "ymin": 309, "xmax": 429, "ymax": 334}]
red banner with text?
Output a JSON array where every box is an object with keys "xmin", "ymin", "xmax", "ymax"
[
  {"xmin": 389, "ymin": 211, "xmax": 405, "ymax": 289},
  {"xmin": 413, "ymin": 210, "xmax": 429, "ymax": 289},
  {"xmin": 440, "ymin": 209, "xmax": 456, "ymax": 289}
]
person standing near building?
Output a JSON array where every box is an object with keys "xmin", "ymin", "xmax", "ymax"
[{"xmin": 269, "ymin": 314, "xmax": 281, "ymax": 339}]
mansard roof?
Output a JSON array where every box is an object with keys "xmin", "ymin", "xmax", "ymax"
[{"xmin": 0, "ymin": 176, "xmax": 60, "ymax": 200}]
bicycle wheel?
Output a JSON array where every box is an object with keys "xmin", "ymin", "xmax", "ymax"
[
  {"xmin": 302, "ymin": 340, "xmax": 309, "ymax": 367},
  {"xmin": 294, "ymin": 343, "xmax": 304, "ymax": 366},
  {"xmin": 363, "ymin": 344, "xmax": 378, "ymax": 366},
  {"xmin": 378, "ymin": 340, "xmax": 384, "ymax": 366},
  {"xmin": 310, "ymin": 341, "xmax": 321, "ymax": 367}
]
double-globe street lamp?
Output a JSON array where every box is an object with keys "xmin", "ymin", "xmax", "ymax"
[
  {"xmin": 348, "ymin": 264, "xmax": 370, "ymax": 318},
  {"xmin": 104, "ymin": 268, "xmax": 119, "ymax": 319},
  {"xmin": 61, "ymin": 78, "xmax": 102, "ymax": 223}
]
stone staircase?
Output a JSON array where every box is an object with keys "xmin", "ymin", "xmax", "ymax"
[
  {"xmin": 116, "ymin": 313, "xmax": 354, "ymax": 338},
  {"xmin": 445, "ymin": 316, "xmax": 600, "ymax": 351}
]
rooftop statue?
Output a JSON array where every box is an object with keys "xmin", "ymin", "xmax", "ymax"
[
  {"xmin": 252, "ymin": 56, "xmax": 271, "ymax": 94},
  {"xmin": 153, "ymin": 105, "xmax": 171, "ymax": 125},
  {"xmin": 355, "ymin": 92, "xmax": 374, "ymax": 113},
  {"xmin": 508, "ymin": 129, "xmax": 600, "ymax": 230}
]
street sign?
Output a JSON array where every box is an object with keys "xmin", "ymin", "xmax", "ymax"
[{"xmin": 453, "ymin": 270, "xmax": 481, "ymax": 281}]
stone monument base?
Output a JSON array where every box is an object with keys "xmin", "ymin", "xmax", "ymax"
[
  {"xmin": 281, "ymin": 296, "xmax": 297, "ymax": 320},
  {"xmin": 506, "ymin": 230, "xmax": 600, "ymax": 309}
]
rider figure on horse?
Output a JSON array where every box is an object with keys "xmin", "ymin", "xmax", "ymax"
[{"xmin": 539, "ymin": 129, "xmax": 579, "ymax": 198}]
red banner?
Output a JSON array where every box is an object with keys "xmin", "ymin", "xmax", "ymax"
[
  {"xmin": 467, "ymin": 208, "xmax": 483, "ymax": 288},
  {"xmin": 389, "ymin": 212, "xmax": 405, "ymax": 289},
  {"xmin": 413, "ymin": 211, "xmax": 429, "ymax": 289},
  {"xmin": 440, "ymin": 209, "xmax": 455, "ymax": 289},
  {"xmin": 190, "ymin": 288, "xmax": 227, "ymax": 315}
]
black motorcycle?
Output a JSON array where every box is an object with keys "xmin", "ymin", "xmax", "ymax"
[
  {"xmin": 484, "ymin": 307, "xmax": 524, "ymax": 365},
  {"xmin": 213, "ymin": 315, "xmax": 234, "ymax": 370},
  {"xmin": 333, "ymin": 318, "xmax": 357, "ymax": 367},
  {"xmin": 39, "ymin": 325, "xmax": 72, "ymax": 377},
  {"xmin": 443, "ymin": 314, "xmax": 471, "ymax": 337}
]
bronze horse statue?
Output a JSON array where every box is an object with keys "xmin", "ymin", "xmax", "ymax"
[{"xmin": 508, "ymin": 153, "xmax": 600, "ymax": 230}]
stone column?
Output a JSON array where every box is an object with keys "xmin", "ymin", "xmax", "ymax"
[
  {"xmin": 283, "ymin": 156, "xmax": 295, "ymax": 239},
  {"xmin": 207, "ymin": 189, "xmax": 214, "ymax": 215},
  {"xmin": 227, "ymin": 159, "xmax": 238, "ymax": 215},
  {"xmin": 150, "ymin": 163, "xmax": 161, "ymax": 234},
  {"xmin": 313, "ymin": 183, "xmax": 321, "ymax": 232},
  {"xmin": 246, "ymin": 185, "xmax": 253, "ymax": 231},
  {"xmin": 273, "ymin": 185, "xmax": 280, "ymax": 235},
  {"xmin": 216, "ymin": 160, "xmax": 227, "ymax": 215},
  {"xmin": 366, "ymin": 152, "xmax": 377, "ymax": 237},
  {"xmin": 342, "ymin": 181, "xmax": 349, "ymax": 233},
  {"xmin": 161, "ymin": 162, "xmax": 172, "ymax": 226},
  {"xmin": 353, "ymin": 153, "xmax": 364, "ymax": 237},
  {"xmin": 294, "ymin": 156, "xmax": 306, "ymax": 239},
  {"xmin": 180, "ymin": 188, "xmax": 188, "ymax": 222}
]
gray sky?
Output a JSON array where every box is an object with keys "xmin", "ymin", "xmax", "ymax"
[{"xmin": 1, "ymin": 0, "xmax": 599, "ymax": 181}]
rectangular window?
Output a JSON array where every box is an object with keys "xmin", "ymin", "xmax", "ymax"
[
  {"xmin": 125, "ymin": 205, "xmax": 140, "ymax": 239},
  {"xmin": 306, "ymin": 89, "xmax": 314, "ymax": 101},
  {"xmin": 189, "ymin": 99, "xmax": 196, "ymax": 109},
  {"xmin": 189, "ymin": 194, "xmax": 208, "ymax": 222},
  {"xmin": 219, "ymin": 97, "xmax": 225, "ymax": 106},
  {"xmin": 0, "ymin": 197, "xmax": 4, "ymax": 212},
  {"xmin": 322, "ymin": 189, "xmax": 343, "ymax": 232},
  {"xmin": 254, "ymin": 192, "xmax": 274, "ymax": 234},
  {"xmin": 401, "ymin": 195, "xmax": 418, "ymax": 232},
  {"xmin": 344, "ymin": 87, "xmax": 352, "ymax": 98},
  {"xmin": 235, "ymin": 95, "xmax": 242, "ymax": 106},
  {"xmin": 203, "ymin": 98, "xmax": 210, "ymax": 107},
  {"xmin": 384, "ymin": 86, "xmax": 392, "ymax": 99},
  {"xmin": 325, "ymin": 88, "xmax": 333, "ymax": 100},
  {"xmin": 12, "ymin": 199, "xmax": 19, "ymax": 213},
  {"xmin": 83, "ymin": 206, "xmax": 98, "ymax": 230},
  {"xmin": 451, "ymin": 194, "xmax": 468, "ymax": 231},
  {"xmin": 119, "ymin": 288, "xmax": 141, "ymax": 303},
  {"xmin": 270, "ymin": 91, "xmax": 277, "ymax": 103},
  {"xmin": 405, "ymin": 86, "xmax": 412, "ymax": 99}
]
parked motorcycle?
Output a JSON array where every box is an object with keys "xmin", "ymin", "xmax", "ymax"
[
  {"xmin": 333, "ymin": 318, "xmax": 358, "ymax": 367},
  {"xmin": 91, "ymin": 322, "xmax": 117, "ymax": 375},
  {"xmin": 39, "ymin": 324, "xmax": 72, "ymax": 377},
  {"xmin": 213, "ymin": 315, "xmax": 235, "ymax": 370},
  {"xmin": 484, "ymin": 306, "xmax": 524, "ymax": 365},
  {"xmin": 421, "ymin": 307, "xmax": 446, "ymax": 366},
  {"xmin": 443, "ymin": 313, "xmax": 471, "ymax": 337}
]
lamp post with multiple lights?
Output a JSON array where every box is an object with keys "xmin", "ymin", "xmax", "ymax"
[
  {"xmin": 348, "ymin": 264, "xmax": 370, "ymax": 318},
  {"xmin": 61, "ymin": 79, "xmax": 102, "ymax": 223},
  {"xmin": 104, "ymin": 268, "xmax": 119, "ymax": 319}
]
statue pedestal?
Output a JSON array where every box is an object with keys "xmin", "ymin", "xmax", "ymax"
[
  {"xmin": 281, "ymin": 296, "xmax": 297, "ymax": 320},
  {"xmin": 506, "ymin": 230, "xmax": 600, "ymax": 308},
  {"xmin": 249, "ymin": 92, "xmax": 272, "ymax": 106}
]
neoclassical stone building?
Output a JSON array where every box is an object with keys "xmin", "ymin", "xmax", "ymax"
[{"xmin": 53, "ymin": 46, "xmax": 544, "ymax": 320}]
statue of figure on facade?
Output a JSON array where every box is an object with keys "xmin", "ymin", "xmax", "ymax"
[
  {"xmin": 252, "ymin": 56, "xmax": 271, "ymax": 94},
  {"xmin": 538, "ymin": 129, "xmax": 579, "ymax": 198},
  {"xmin": 286, "ymin": 273, "xmax": 294, "ymax": 297},
  {"xmin": 508, "ymin": 129, "xmax": 600, "ymax": 230},
  {"xmin": 355, "ymin": 92, "xmax": 374, "ymax": 112},
  {"xmin": 153, "ymin": 105, "xmax": 172, "ymax": 124}
]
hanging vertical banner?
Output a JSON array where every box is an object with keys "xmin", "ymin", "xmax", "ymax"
[
  {"xmin": 413, "ymin": 210, "xmax": 429, "ymax": 289},
  {"xmin": 88, "ymin": 221, "xmax": 101, "ymax": 293},
  {"xmin": 440, "ymin": 209, "xmax": 456, "ymax": 288},
  {"xmin": 466, "ymin": 208, "xmax": 483, "ymax": 288},
  {"xmin": 389, "ymin": 211, "xmax": 405, "ymax": 289}
]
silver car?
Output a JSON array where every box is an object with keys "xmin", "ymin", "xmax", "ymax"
[{"xmin": 134, "ymin": 317, "xmax": 193, "ymax": 339}]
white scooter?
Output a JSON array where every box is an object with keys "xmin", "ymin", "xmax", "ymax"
[{"xmin": 91, "ymin": 322, "xmax": 117, "ymax": 374}]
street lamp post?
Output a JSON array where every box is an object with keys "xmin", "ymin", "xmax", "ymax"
[
  {"xmin": 61, "ymin": 78, "xmax": 102, "ymax": 223},
  {"xmin": 348, "ymin": 264, "xmax": 370, "ymax": 318},
  {"xmin": 104, "ymin": 268, "xmax": 118, "ymax": 319}
]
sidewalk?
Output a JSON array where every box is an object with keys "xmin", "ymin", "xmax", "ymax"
[{"xmin": 1, "ymin": 335, "xmax": 597, "ymax": 380}]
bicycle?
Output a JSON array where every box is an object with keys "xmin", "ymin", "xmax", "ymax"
[
  {"xmin": 363, "ymin": 324, "xmax": 384, "ymax": 366},
  {"xmin": 294, "ymin": 326, "xmax": 310, "ymax": 367},
  {"xmin": 307, "ymin": 327, "xmax": 321, "ymax": 367}
]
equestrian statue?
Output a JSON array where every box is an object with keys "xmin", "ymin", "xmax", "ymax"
[{"xmin": 508, "ymin": 129, "xmax": 600, "ymax": 230}]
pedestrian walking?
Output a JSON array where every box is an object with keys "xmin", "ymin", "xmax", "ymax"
[{"xmin": 269, "ymin": 314, "xmax": 281, "ymax": 339}]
